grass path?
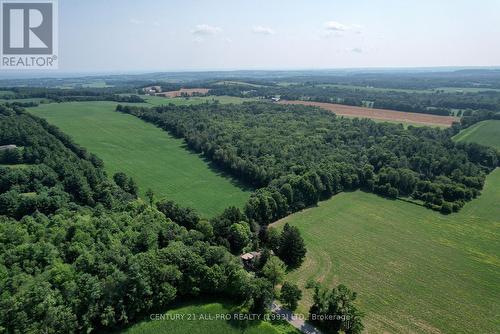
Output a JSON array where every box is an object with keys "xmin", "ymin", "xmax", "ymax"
[{"xmin": 28, "ymin": 101, "xmax": 251, "ymax": 218}]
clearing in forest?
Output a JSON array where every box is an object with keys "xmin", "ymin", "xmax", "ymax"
[{"xmin": 28, "ymin": 101, "xmax": 251, "ymax": 217}]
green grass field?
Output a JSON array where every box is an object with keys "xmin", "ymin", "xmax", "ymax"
[
  {"xmin": 141, "ymin": 95, "xmax": 259, "ymax": 106},
  {"xmin": 273, "ymin": 169, "xmax": 500, "ymax": 334},
  {"xmin": 0, "ymin": 90, "xmax": 15, "ymax": 97},
  {"xmin": 214, "ymin": 81, "xmax": 267, "ymax": 87},
  {"xmin": 453, "ymin": 120, "xmax": 500, "ymax": 150},
  {"xmin": 117, "ymin": 300, "xmax": 299, "ymax": 334},
  {"xmin": 28, "ymin": 101, "xmax": 251, "ymax": 218},
  {"xmin": 435, "ymin": 87, "xmax": 500, "ymax": 93}
]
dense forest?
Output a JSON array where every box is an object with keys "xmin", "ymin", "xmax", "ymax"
[
  {"xmin": 0, "ymin": 201, "xmax": 261, "ymax": 333},
  {"xmin": 0, "ymin": 87, "xmax": 144, "ymax": 103},
  {"xmin": 117, "ymin": 102, "xmax": 499, "ymax": 221}
]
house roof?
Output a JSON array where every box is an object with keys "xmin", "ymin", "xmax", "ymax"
[
  {"xmin": 241, "ymin": 251, "xmax": 262, "ymax": 261},
  {"xmin": 241, "ymin": 253, "xmax": 254, "ymax": 260}
]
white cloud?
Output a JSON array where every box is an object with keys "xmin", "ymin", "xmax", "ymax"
[
  {"xmin": 192, "ymin": 24, "xmax": 222, "ymax": 35},
  {"xmin": 324, "ymin": 21, "xmax": 350, "ymax": 32},
  {"xmin": 324, "ymin": 21, "xmax": 363, "ymax": 34},
  {"xmin": 252, "ymin": 25, "xmax": 275, "ymax": 35}
]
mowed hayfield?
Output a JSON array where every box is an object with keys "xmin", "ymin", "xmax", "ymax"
[
  {"xmin": 453, "ymin": 120, "xmax": 500, "ymax": 150},
  {"xmin": 118, "ymin": 300, "xmax": 299, "ymax": 334},
  {"xmin": 279, "ymin": 100, "xmax": 459, "ymax": 127},
  {"xmin": 273, "ymin": 169, "xmax": 500, "ymax": 334},
  {"xmin": 28, "ymin": 101, "xmax": 251, "ymax": 217},
  {"xmin": 142, "ymin": 95, "xmax": 259, "ymax": 106},
  {"xmin": 157, "ymin": 88, "xmax": 210, "ymax": 98}
]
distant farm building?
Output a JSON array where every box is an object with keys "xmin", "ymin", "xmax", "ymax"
[
  {"xmin": 143, "ymin": 86, "xmax": 162, "ymax": 95},
  {"xmin": 240, "ymin": 251, "xmax": 261, "ymax": 268},
  {"xmin": 270, "ymin": 96, "xmax": 281, "ymax": 103}
]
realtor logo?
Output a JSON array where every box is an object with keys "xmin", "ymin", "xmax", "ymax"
[{"xmin": 1, "ymin": 0, "xmax": 58, "ymax": 69}]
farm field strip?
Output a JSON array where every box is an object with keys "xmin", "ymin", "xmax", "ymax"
[
  {"xmin": 279, "ymin": 100, "xmax": 459, "ymax": 127},
  {"xmin": 28, "ymin": 101, "xmax": 251, "ymax": 218}
]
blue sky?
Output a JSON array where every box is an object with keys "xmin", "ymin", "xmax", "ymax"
[{"xmin": 56, "ymin": 0, "xmax": 500, "ymax": 72}]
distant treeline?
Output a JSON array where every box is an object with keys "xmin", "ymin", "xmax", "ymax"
[
  {"xmin": 0, "ymin": 87, "xmax": 145, "ymax": 103},
  {"xmin": 274, "ymin": 70, "xmax": 500, "ymax": 90},
  {"xmin": 212, "ymin": 69, "xmax": 500, "ymax": 90},
  {"xmin": 117, "ymin": 102, "xmax": 499, "ymax": 219}
]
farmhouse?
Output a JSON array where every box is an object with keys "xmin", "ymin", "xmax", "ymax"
[
  {"xmin": 142, "ymin": 86, "xmax": 162, "ymax": 96},
  {"xmin": 240, "ymin": 251, "xmax": 261, "ymax": 268}
]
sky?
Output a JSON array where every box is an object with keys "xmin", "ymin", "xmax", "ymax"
[{"xmin": 15, "ymin": 0, "xmax": 500, "ymax": 72}]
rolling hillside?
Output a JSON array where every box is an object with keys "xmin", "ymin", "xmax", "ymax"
[
  {"xmin": 273, "ymin": 168, "xmax": 500, "ymax": 333},
  {"xmin": 453, "ymin": 120, "xmax": 500, "ymax": 150}
]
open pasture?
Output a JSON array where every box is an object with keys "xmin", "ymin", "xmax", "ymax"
[{"xmin": 28, "ymin": 101, "xmax": 251, "ymax": 217}]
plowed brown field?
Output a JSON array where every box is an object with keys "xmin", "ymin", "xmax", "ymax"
[{"xmin": 279, "ymin": 100, "xmax": 459, "ymax": 127}]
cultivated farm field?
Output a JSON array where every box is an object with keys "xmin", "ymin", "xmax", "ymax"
[
  {"xmin": 279, "ymin": 100, "xmax": 459, "ymax": 127},
  {"xmin": 272, "ymin": 168, "xmax": 500, "ymax": 334},
  {"xmin": 28, "ymin": 101, "xmax": 251, "ymax": 217},
  {"xmin": 453, "ymin": 120, "xmax": 500, "ymax": 150}
]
